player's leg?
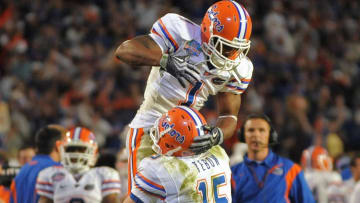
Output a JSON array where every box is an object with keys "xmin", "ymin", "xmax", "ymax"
[{"xmin": 126, "ymin": 127, "xmax": 155, "ymax": 195}]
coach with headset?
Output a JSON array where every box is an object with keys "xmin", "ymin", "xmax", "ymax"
[{"xmin": 231, "ymin": 114, "xmax": 314, "ymax": 203}]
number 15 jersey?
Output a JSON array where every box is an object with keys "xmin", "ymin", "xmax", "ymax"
[{"xmin": 130, "ymin": 146, "xmax": 232, "ymax": 203}]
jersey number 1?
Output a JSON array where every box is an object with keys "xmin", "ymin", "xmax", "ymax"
[{"xmin": 197, "ymin": 173, "xmax": 228, "ymax": 203}]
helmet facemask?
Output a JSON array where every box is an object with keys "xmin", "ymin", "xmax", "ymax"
[
  {"xmin": 60, "ymin": 142, "xmax": 97, "ymax": 174},
  {"xmin": 202, "ymin": 35, "xmax": 250, "ymax": 71}
]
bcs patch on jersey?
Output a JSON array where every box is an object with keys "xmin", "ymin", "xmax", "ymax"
[
  {"xmin": 184, "ymin": 40, "xmax": 201, "ymax": 56},
  {"xmin": 52, "ymin": 172, "xmax": 65, "ymax": 182}
]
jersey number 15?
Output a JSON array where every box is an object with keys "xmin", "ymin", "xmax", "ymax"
[{"xmin": 197, "ymin": 173, "xmax": 228, "ymax": 203}]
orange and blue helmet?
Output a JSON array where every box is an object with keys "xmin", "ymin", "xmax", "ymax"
[
  {"xmin": 201, "ymin": 0, "xmax": 252, "ymax": 71},
  {"xmin": 149, "ymin": 106, "xmax": 207, "ymax": 157},
  {"xmin": 301, "ymin": 146, "xmax": 333, "ymax": 171},
  {"xmin": 60, "ymin": 127, "xmax": 98, "ymax": 174}
]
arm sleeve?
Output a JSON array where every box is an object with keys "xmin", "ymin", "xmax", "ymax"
[
  {"xmin": 289, "ymin": 170, "xmax": 315, "ymax": 203},
  {"xmin": 220, "ymin": 57, "xmax": 253, "ymax": 95},
  {"xmin": 35, "ymin": 168, "xmax": 54, "ymax": 199},
  {"xmin": 149, "ymin": 13, "xmax": 197, "ymax": 54},
  {"xmin": 99, "ymin": 167, "xmax": 122, "ymax": 198},
  {"xmin": 130, "ymin": 158, "xmax": 166, "ymax": 202}
]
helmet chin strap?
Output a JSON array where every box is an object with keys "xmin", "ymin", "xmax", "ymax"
[{"xmin": 165, "ymin": 146, "xmax": 182, "ymax": 156}]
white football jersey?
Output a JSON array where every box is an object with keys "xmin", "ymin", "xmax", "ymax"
[
  {"xmin": 129, "ymin": 13, "xmax": 253, "ymax": 128},
  {"xmin": 304, "ymin": 169, "xmax": 343, "ymax": 203},
  {"xmin": 36, "ymin": 166, "xmax": 121, "ymax": 202},
  {"xmin": 130, "ymin": 146, "xmax": 232, "ymax": 203}
]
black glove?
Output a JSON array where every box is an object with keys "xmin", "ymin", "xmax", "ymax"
[
  {"xmin": 189, "ymin": 125, "xmax": 224, "ymax": 155},
  {"xmin": 160, "ymin": 54, "xmax": 200, "ymax": 88}
]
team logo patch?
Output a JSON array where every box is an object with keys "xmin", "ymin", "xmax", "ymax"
[
  {"xmin": 212, "ymin": 77, "xmax": 226, "ymax": 85},
  {"xmin": 161, "ymin": 121, "xmax": 185, "ymax": 144},
  {"xmin": 208, "ymin": 5, "xmax": 224, "ymax": 32},
  {"xmin": 272, "ymin": 167, "xmax": 284, "ymax": 175},
  {"xmin": 51, "ymin": 172, "xmax": 65, "ymax": 182},
  {"xmin": 84, "ymin": 184, "xmax": 95, "ymax": 190},
  {"xmin": 184, "ymin": 40, "xmax": 201, "ymax": 56}
]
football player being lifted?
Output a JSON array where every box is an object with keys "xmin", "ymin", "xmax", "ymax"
[
  {"xmin": 124, "ymin": 106, "xmax": 232, "ymax": 203},
  {"xmin": 36, "ymin": 127, "xmax": 122, "ymax": 203},
  {"xmin": 115, "ymin": 0, "xmax": 253, "ymax": 192}
]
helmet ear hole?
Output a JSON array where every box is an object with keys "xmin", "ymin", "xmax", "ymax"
[{"xmin": 165, "ymin": 143, "xmax": 173, "ymax": 149}]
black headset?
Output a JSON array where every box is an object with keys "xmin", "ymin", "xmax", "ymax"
[{"xmin": 238, "ymin": 114, "xmax": 278, "ymax": 146}]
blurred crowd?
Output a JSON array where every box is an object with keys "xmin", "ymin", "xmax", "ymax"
[{"xmin": 0, "ymin": 0, "xmax": 359, "ymax": 179}]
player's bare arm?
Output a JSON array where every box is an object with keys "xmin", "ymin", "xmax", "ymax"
[
  {"xmin": 38, "ymin": 196, "xmax": 53, "ymax": 203},
  {"xmin": 115, "ymin": 35, "xmax": 162, "ymax": 66},
  {"xmin": 189, "ymin": 92, "xmax": 241, "ymax": 154},
  {"xmin": 122, "ymin": 196, "xmax": 135, "ymax": 203},
  {"xmin": 216, "ymin": 92, "xmax": 241, "ymax": 139},
  {"xmin": 102, "ymin": 193, "xmax": 121, "ymax": 203}
]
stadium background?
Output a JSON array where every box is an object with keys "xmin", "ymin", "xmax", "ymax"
[{"xmin": 0, "ymin": 0, "xmax": 359, "ymax": 175}]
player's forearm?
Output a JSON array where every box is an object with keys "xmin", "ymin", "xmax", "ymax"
[
  {"xmin": 38, "ymin": 196, "xmax": 53, "ymax": 203},
  {"xmin": 102, "ymin": 193, "xmax": 121, "ymax": 203},
  {"xmin": 216, "ymin": 93, "xmax": 241, "ymax": 139},
  {"xmin": 123, "ymin": 196, "xmax": 135, "ymax": 203},
  {"xmin": 217, "ymin": 116, "xmax": 238, "ymax": 139},
  {"xmin": 115, "ymin": 35, "xmax": 162, "ymax": 66}
]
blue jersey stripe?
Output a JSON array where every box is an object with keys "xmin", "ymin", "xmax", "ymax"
[
  {"xmin": 181, "ymin": 81, "xmax": 202, "ymax": 107},
  {"xmin": 130, "ymin": 193, "xmax": 145, "ymax": 203},
  {"xmin": 136, "ymin": 174, "xmax": 166, "ymax": 192},
  {"xmin": 157, "ymin": 23, "xmax": 177, "ymax": 51}
]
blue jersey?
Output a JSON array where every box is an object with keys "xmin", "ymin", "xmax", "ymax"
[
  {"xmin": 10, "ymin": 155, "xmax": 61, "ymax": 203},
  {"xmin": 231, "ymin": 151, "xmax": 315, "ymax": 203}
]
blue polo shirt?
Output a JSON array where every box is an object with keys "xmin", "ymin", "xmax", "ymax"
[
  {"xmin": 10, "ymin": 155, "xmax": 61, "ymax": 203},
  {"xmin": 231, "ymin": 151, "xmax": 314, "ymax": 203}
]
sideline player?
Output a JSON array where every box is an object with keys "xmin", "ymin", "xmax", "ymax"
[
  {"xmin": 115, "ymin": 0, "xmax": 254, "ymax": 191},
  {"xmin": 124, "ymin": 106, "xmax": 232, "ymax": 203},
  {"xmin": 36, "ymin": 127, "xmax": 122, "ymax": 203},
  {"xmin": 301, "ymin": 146, "xmax": 343, "ymax": 203}
]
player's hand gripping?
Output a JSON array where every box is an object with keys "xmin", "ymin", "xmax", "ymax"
[
  {"xmin": 189, "ymin": 125, "xmax": 224, "ymax": 155},
  {"xmin": 160, "ymin": 54, "xmax": 201, "ymax": 88}
]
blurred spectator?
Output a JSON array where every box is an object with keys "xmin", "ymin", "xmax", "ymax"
[
  {"xmin": 10, "ymin": 124, "xmax": 66, "ymax": 203},
  {"xmin": 95, "ymin": 150, "xmax": 117, "ymax": 169},
  {"xmin": 337, "ymin": 154, "xmax": 353, "ymax": 181},
  {"xmin": 0, "ymin": 151, "xmax": 10, "ymax": 203},
  {"xmin": 116, "ymin": 148, "xmax": 128, "ymax": 196},
  {"xmin": 229, "ymin": 142, "xmax": 248, "ymax": 166},
  {"xmin": 0, "ymin": 97, "xmax": 11, "ymax": 148},
  {"xmin": 349, "ymin": 153, "xmax": 360, "ymax": 203},
  {"xmin": 16, "ymin": 144, "xmax": 35, "ymax": 167}
]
